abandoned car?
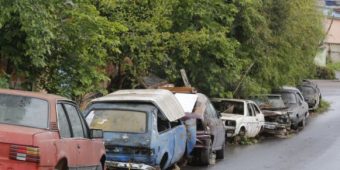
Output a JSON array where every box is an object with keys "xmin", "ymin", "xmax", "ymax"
[
  {"xmin": 169, "ymin": 88, "xmax": 225, "ymax": 165},
  {"xmin": 0, "ymin": 89, "xmax": 105, "ymax": 170},
  {"xmin": 273, "ymin": 86, "xmax": 309, "ymax": 130},
  {"xmin": 84, "ymin": 89, "xmax": 188, "ymax": 170},
  {"xmin": 297, "ymin": 80, "xmax": 322, "ymax": 110},
  {"xmin": 212, "ymin": 99, "xmax": 264, "ymax": 138},
  {"xmin": 251, "ymin": 94, "xmax": 291, "ymax": 135},
  {"xmin": 192, "ymin": 93, "xmax": 225, "ymax": 165}
]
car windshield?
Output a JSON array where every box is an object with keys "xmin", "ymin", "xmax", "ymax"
[
  {"xmin": 0, "ymin": 94, "xmax": 48, "ymax": 129},
  {"xmin": 280, "ymin": 92, "xmax": 297, "ymax": 104},
  {"xmin": 299, "ymin": 86, "xmax": 315, "ymax": 97},
  {"xmin": 86, "ymin": 109, "xmax": 147, "ymax": 133},
  {"xmin": 267, "ymin": 96, "xmax": 286, "ymax": 108},
  {"xmin": 213, "ymin": 100, "xmax": 244, "ymax": 115}
]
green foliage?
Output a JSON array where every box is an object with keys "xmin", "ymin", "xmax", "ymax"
[
  {"xmin": 316, "ymin": 66, "xmax": 336, "ymax": 79},
  {"xmin": 0, "ymin": 0, "xmax": 124, "ymax": 101},
  {"xmin": 0, "ymin": 76, "xmax": 9, "ymax": 88},
  {"xmin": 0, "ymin": 0, "xmax": 324, "ymax": 100},
  {"xmin": 328, "ymin": 62, "xmax": 340, "ymax": 71},
  {"xmin": 315, "ymin": 100, "xmax": 330, "ymax": 114}
]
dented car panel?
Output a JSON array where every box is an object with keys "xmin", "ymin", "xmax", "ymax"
[
  {"xmin": 85, "ymin": 90, "xmax": 187, "ymax": 170},
  {"xmin": 212, "ymin": 98, "xmax": 265, "ymax": 138},
  {"xmin": 252, "ymin": 94, "xmax": 291, "ymax": 135}
]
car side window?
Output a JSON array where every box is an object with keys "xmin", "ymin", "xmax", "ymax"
[
  {"xmin": 297, "ymin": 92, "xmax": 304, "ymax": 102},
  {"xmin": 157, "ymin": 109, "xmax": 170, "ymax": 133},
  {"xmin": 252, "ymin": 104, "xmax": 261, "ymax": 115},
  {"xmin": 206, "ymin": 102, "xmax": 218, "ymax": 119},
  {"xmin": 57, "ymin": 104, "xmax": 71, "ymax": 138},
  {"xmin": 64, "ymin": 104, "xmax": 85, "ymax": 138},
  {"xmin": 247, "ymin": 104, "xmax": 255, "ymax": 116}
]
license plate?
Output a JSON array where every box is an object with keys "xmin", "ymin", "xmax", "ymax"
[{"xmin": 265, "ymin": 124, "xmax": 276, "ymax": 129}]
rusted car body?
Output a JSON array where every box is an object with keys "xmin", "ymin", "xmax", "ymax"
[
  {"xmin": 0, "ymin": 89, "xmax": 105, "ymax": 170},
  {"xmin": 212, "ymin": 99, "xmax": 265, "ymax": 138},
  {"xmin": 273, "ymin": 86, "xmax": 309, "ymax": 130},
  {"xmin": 190, "ymin": 94, "xmax": 225, "ymax": 165},
  {"xmin": 85, "ymin": 89, "xmax": 187, "ymax": 170},
  {"xmin": 251, "ymin": 94, "xmax": 291, "ymax": 135},
  {"xmin": 164, "ymin": 87, "xmax": 225, "ymax": 165}
]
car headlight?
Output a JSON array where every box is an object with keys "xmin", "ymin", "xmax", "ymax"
[{"xmin": 225, "ymin": 120, "xmax": 236, "ymax": 126}]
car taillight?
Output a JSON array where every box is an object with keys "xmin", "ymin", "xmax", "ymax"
[{"xmin": 9, "ymin": 145, "xmax": 40, "ymax": 163}]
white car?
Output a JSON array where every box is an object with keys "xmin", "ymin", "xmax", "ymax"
[{"xmin": 212, "ymin": 99, "xmax": 265, "ymax": 138}]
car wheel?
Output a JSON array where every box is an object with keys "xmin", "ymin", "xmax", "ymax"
[
  {"xmin": 239, "ymin": 127, "xmax": 246, "ymax": 137},
  {"xmin": 291, "ymin": 123, "xmax": 299, "ymax": 130},
  {"xmin": 55, "ymin": 161, "xmax": 68, "ymax": 170},
  {"xmin": 299, "ymin": 117, "xmax": 306, "ymax": 129},
  {"xmin": 200, "ymin": 139, "xmax": 213, "ymax": 166},
  {"xmin": 215, "ymin": 142, "xmax": 225, "ymax": 159}
]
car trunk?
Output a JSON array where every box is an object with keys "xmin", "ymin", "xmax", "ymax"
[
  {"xmin": 104, "ymin": 132, "xmax": 154, "ymax": 163},
  {"xmin": 0, "ymin": 124, "xmax": 45, "ymax": 162}
]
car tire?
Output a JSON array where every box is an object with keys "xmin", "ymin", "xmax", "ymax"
[
  {"xmin": 55, "ymin": 161, "xmax": 68, "ymax": 170},
  {"xmin": 299, "ymin": 117, "xmax": 306, "ymax": 129},
  {"xmin": 215, "ymin": 142, "xmax": 225, "ymax": 159},
  {"xmin": 200, "ymin": 139, "xmax": 213, "ymax": 166},
  {"xmin": 239, "ymin": 127, "xmax": 246, "ymax": 137},
  {"xmin": 291, "ymin": 123, "xmax": 299, "ymax": 130}
]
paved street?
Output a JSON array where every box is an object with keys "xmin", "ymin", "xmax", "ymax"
[{"xmin": 184, "ymin": 77, "xmax": 340, "ymax": 170}]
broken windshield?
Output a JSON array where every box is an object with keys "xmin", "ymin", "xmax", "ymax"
[
  {"xmin": 86, "ymin": 109, "xmax": 147, "ymax": 133},
  {"xmin": 280, "ymin": 92, "xmax": 297, "ymax": 104},
  {"xmin": 213, "ymin": 101, "xmax": 244, "ymax": 115},
  {"xmin": 299, "ymin": 86, "xmax": 315, "ymax": 97}
]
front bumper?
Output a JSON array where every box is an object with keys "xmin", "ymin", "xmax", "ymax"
[
  {"xmin": 106, "ymin": 161, "xmax": 156, "ymax": 170},
  {"xmin": 224, "ymin": 126, "xmax": 236, "ymax": 137},
  {"xmin": 263, "ymin": 122, "xmax": 290, "ymax": 134}
]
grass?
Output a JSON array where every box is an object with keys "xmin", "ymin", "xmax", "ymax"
[
  {"xmin": 328, "ymin": 62, "xmax": 340, "ymax": 71},
  {"xmin": 228, "ymin": 136, "xmax": 259, "ymax": 145},
  {"xmin": 314, "ymin": 100, "xmax": 331, "ymax": 114}
]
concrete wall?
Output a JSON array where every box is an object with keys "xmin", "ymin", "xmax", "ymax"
[{"xmin": 328, "ymin": 43, "xmax": 340, "ymax": 63}]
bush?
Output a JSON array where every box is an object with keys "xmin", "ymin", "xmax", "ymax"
[
  {"xmin": 0, "ymin": 76, "xmax": 9, "ymax": 88},
  {"xmin": 316, "ymin": 66, "xmax": 336, "ymax": 79}
]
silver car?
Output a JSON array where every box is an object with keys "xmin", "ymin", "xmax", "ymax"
[{"xmin": 273, "ymin": 86, "xmax": 309, "ymax": 130}]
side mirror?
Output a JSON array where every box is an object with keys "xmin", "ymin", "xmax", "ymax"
[{"xmin": 90, "ymin": 129, "xmax": 103, "ymax": 139}]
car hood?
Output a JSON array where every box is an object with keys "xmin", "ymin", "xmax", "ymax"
[
  {"xmin": 220, "ymin": 113, "xmax": 243, "ymax": 120},
  {"xmin": 262, "ymin": 110, "xmax": 287, "ymax": 117}
]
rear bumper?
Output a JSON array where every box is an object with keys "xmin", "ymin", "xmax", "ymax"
[
  {"xmin": 106, "ymin": 161, "xmax": 156, "ymax": 170},
  {"xmin": 0, "ymin": 159, "xmax": 52, "ymax": 170}
]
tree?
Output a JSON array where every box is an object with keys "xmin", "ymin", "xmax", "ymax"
[{"xmin": 0, "ymin": 0, "xmax": 125, "ymax": 101}]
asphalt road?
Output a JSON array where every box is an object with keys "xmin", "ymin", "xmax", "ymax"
[{"xmin": 183, "ymin": 77, "xmax": 340, "ymax": 170}]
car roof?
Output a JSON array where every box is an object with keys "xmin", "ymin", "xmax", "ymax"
[
  {"xmin": 91, "ymin": 89, "xmax": 185, "ymax": 121},
  {"xmin": 0, "ymin": 88, "xmax": 68, "ymax": 102},
  {"xmin": 211, "ymin": 98, "xmax": 251, "ymax": 103},
  {"xmin": 273, "ymin": 86, "xmax": 301, "ymax": 93}
]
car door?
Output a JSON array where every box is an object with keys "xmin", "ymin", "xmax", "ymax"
[
  {"xmin": 296, "ymin": 92, "xmax": 308, "ymax": 117},
  {"xmin": 156, "ymin": 110, "xmax": 173, "ymax": 168},
  {"xmin": 55, "ymin": 103, "xmax": 78, "ymax": 168},
  {"xmin": 246, "ymin": 103, "xmax": 257, "ymax": 137},
  {"xmin": 61, "ymin": 102, "xmax": 100, "ymax": 169},
  {"xmin": 251, "ymin": 103, "xmax": 264, "ymax": 135},
  {"xmin": 169, "ymin": 119, "xmax": 186, "ymax": 164}
]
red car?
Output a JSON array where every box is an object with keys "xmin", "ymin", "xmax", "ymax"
[{"xmin": 0, "ymin": 89, "xmax": 105, "ymax": 170}]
